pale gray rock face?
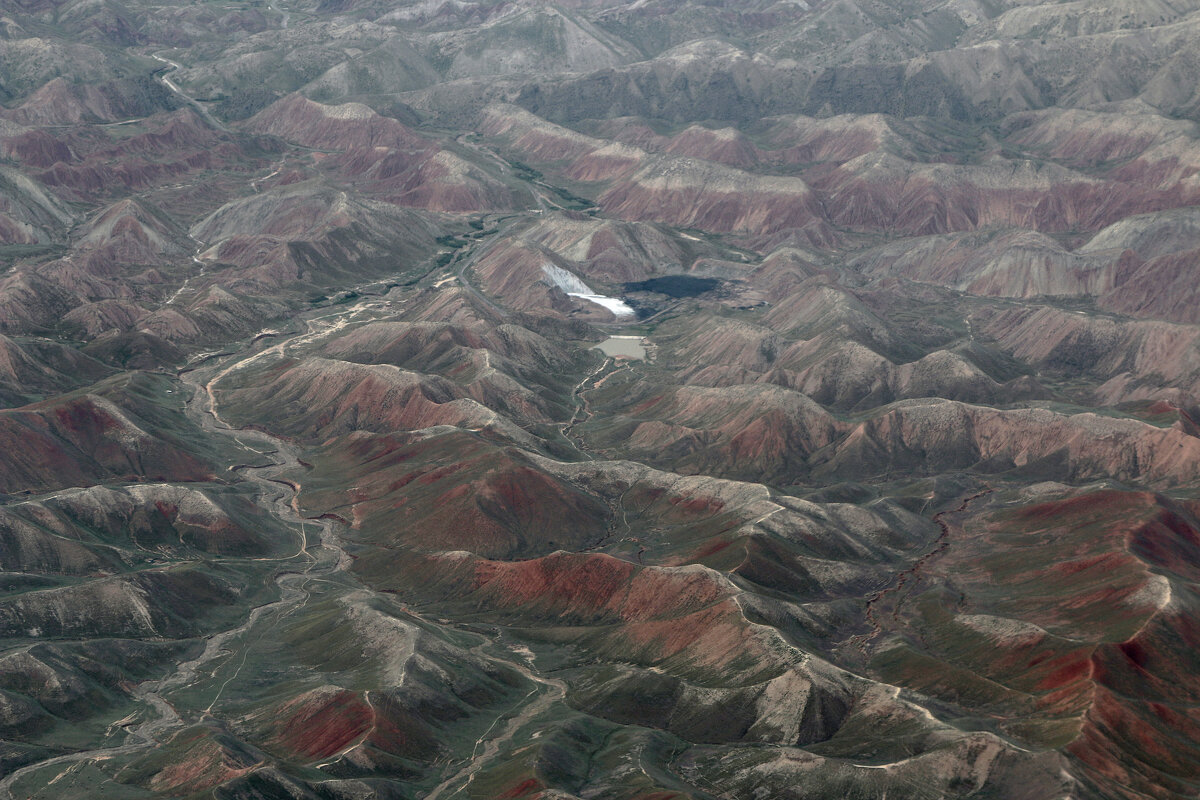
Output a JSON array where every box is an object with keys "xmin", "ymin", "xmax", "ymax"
[{"xmin": 1, "ymin": 1, "xmax": 1200, "ymax": 799}]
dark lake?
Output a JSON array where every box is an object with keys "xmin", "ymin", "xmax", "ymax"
[{"xmin": 623, "ymin": 276, "xmax": 719, "ymax": 298}]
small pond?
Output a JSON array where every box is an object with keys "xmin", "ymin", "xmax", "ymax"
[{"xmin": 594, "ymin": 336, "xmax": 646, "ymax": 359}]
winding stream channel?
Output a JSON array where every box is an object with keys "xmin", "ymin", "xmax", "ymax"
[
  {"xmin": 0, "ymin": 287, "xmax": 576, "ymax": 796},
  {"xmin": 0, "ymin": 318, "xmax": 348, "ymax": 798}
]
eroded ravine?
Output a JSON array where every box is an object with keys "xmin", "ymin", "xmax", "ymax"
[{"xmin": 854, "ymin": 485, "xmax": 996, "ymax": 654}]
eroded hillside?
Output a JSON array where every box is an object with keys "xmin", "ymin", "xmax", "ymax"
[{"xmin": 0, "ymin": 1, "xmax": 1199, "ymax": 798}]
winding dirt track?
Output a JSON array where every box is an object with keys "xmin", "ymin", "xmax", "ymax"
[
  {"xmin": 559, "ymin": 355, "xmax": 615, "ymax": 456},
  {"xmin": 149, "ymin": 53, "xmax": 230, "ymax": 133},
  {"xmin": 425, "ymin": 655, "xmax": 566, "ymax": 800}
]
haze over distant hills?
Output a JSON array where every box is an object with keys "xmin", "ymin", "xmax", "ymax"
[{"xmin": 1, "ymin": 1, "xmax": 1200, "ymax": 798}]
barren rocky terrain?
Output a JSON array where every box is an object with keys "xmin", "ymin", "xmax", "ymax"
[{"xmin": 0, "ymin": 0, "xmax": 1199, "ymax": 798}]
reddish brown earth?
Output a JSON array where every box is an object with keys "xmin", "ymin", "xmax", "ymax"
[
  {"xmin": 247, "ymin": 96, "xmax": 520, "ymax": 214},
  {"xmin": 3, "ymin": 2, "xmax": 1200, "ymax": 799},
  {"xmin": 299, "ymin": 430, "xmax": 609, "ymax": 559},
  {"xmin": 216, "ymin": 356, "xmax": 533, "ymax": 440},
  {"xmin": 479, "ymin": 104, "xmax": 605, "ymax": 165},
  {"xmin": 245, "ymin": 94, "xmax": 431, "ymax": 152},
  {"xmin": 0, "ymin": 391, "xmax": 213, "ymax": 493},
  {"xmin": 862, "ymin": 490, "xmax": 1200, "ymax": 800},
  {"xmin": 593, "ymin": 118, "xmax": 762, "ymax": 168},
  {"xmin": 599, "ymin": 160, "xmax": 831, "ymax": 239},
  {"xmin": 266, "ymin": 687, "xmax": 374, "ymax": 761},
  {"xmin": 144, "ymin": 728, "xmax": 262, "ymax": 794}
]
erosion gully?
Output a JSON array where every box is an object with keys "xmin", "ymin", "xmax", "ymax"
[{"xmin": 853, "ymin": 484, "xmax": 996, "ymax": 655}]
